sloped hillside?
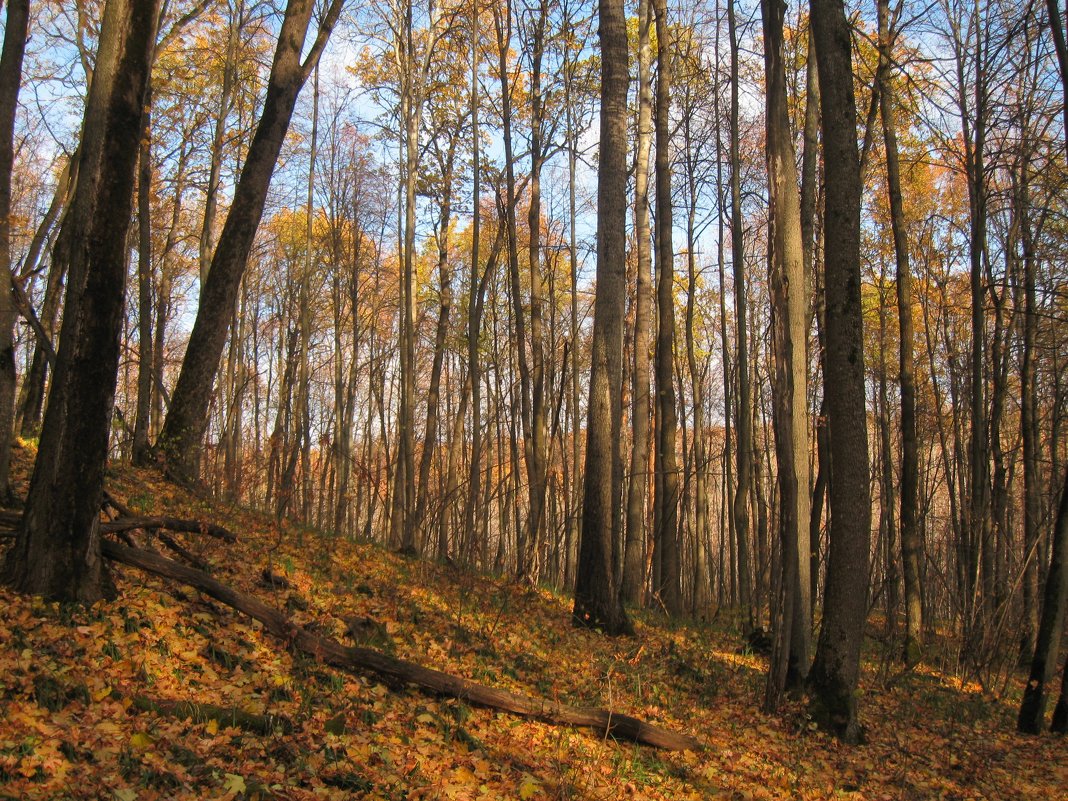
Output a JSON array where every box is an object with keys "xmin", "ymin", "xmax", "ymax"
[{"xmin": 0, "ymin": 447, "xmax": 1065, "ymax": 800}]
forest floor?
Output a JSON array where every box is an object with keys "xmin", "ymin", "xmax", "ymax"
[{"xmin": 0, "ymin": 444, "xmax": 1066, "ymax": 801}]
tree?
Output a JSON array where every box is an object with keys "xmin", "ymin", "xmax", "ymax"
[
  {"xmin": 3, "ymin": 0, "xmax": 159, "ymax": 601},
  {"xmin": 0, "ymin": 0, "xmax": 29, "ymax": 499},
  {"xmin": 761, "ymin": 0, "xmax": 811, "ymax": 709},
  {"xmin": 652, "ymin": 0, "xmax": 682, "ymax": 616},
  {"xmin": 623, "ymin": 0, "xmax": 654, "ymax": 605},
  {"xmin": 572, "ymin": 0, "xmax": 632, "ymax": 637},
  {"xmin": 157, "ymin": 0, "xmax": 344, "ymax": 485},
  {"xmin": 808, "ymin": 0, "xmax": 871, "ymax": 743},
  {"xmin": 1017, "ymin": 0, "xmax": 1068, "ymax": 734},
  {"xmin": 1018, "ymin": 464, "xmax": 1068, "ymax": 732},
  {"xmin": 875, "ymin": 0, "xmax": 922, "ymax": 665},
  {"xmin": 728, "ymin": 0, "xmax": 753, "ymax": 627}
]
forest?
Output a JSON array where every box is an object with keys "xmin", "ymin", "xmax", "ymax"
[{"xmin": 1, "ymin": 0, "xmax": 1068, "ymax": 796}]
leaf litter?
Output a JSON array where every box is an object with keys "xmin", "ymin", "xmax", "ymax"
[{"xmin": 0, "ymin": 454, "xmax": 1065, "ymax": 800}]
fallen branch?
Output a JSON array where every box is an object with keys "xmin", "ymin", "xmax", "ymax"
[
  {"xmin": 157, "ymin": 532, "xmax": 210, "ymax": 571},
  {"xmin": 102, "ymin": 540, "xmax": 701, "ymax": 751},
  {"xmin": 128, "ymin": 694, "xmax": 294, "ymax": 735},
  {"xmin": 101, "ymin": 516, "xmax": 237, "ymax": 543}
]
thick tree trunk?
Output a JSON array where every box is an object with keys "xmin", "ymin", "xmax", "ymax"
[
  {"xmin": 573, "ymin": 0, "xmax": 632, "ymax": 637},
  {"xmin": 808, "ymin": 0, "xmax": 871, "ymax": 744},
  {"xmin": 3, "ymin": 0, "xmax": 158, "ymax": 602},
  {"xmin": 1018, "ymin": 464, "xmax": 1068, "ymax": 733}
]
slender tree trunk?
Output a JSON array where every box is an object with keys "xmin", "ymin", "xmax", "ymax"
[
  {"xmin": 413, "ymin": 140, "xmax": 457, "ymax": 551},
  {"xmin": 132, "ymin": 84, "xmax": 156, "ymax": 466},
  {"xmin": 1018, "ymin": 157, "xmax": 1040, "ymax": 664},
  {"xmin": 876, "ymin": 0, "xmax": 922, "ymax": 664},
  {"xmin": 158, "ymin": 0, "xmax": 343, "ymax": 484},
  {"xmin": 520, "ymin": 0, "xmax": 550, "ymax": 582},
  {"xmin": 729, "ymin": 0, "xmax": 753, "ymax": 627},
  {"xmin": 18, "ymin": 159, "xmax": 76, "ymax": 438},
  {"xmin": 0, "ymin": 0, "xmax": 30, "ymax": 497},
  {"xmin": 624, "ymin": 0, "xmax": 654, "ymax": 605},
  {"xmin": 762, "ymin": 0, "xmax": 811, "ymax": 709},
  {"xmin": 464, "ymin": 0, "xmax": 484, "ymax": 565},
  {"xmin": 652, "ymin": 0, "xmax": 681, "ymax": 617},
  {"xmin": 876, "ymin": 269, "xmax": 898, "ymax": 639},
  {"xmin": 800, "ymin": 27, "xmax": 822, "ymax": 623}
]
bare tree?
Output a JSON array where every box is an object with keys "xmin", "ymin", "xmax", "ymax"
[{"xmin": 158, "ymin": 0, "xmax": 344, "ymax": 484}]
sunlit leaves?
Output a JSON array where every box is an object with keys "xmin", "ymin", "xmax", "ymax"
[{"xmin": 1, "ymin": 454, "xmax": 1067, "ymax": 798}]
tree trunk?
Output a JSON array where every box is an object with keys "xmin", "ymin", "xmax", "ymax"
[
  {"xmin": 573, "ymin": 0, "xmax": 632, "ymax": 637},
  {"xmin": 728, "ymin": 0, "xmax": 753, "ymax": 627},
  {"xmin": 652, "ymin": 0, "xmax": 682, "ymax": 617},
  {"xmin": 464, "ymin": 0, "xmax": 484, "ymax": 564},
  {"xmin": 3, "ymin": 0, "xmax": 158, "ymax": 601},
  {"xmin": 808, "ymin": 0, "xmax": 871, "ymax": 744},
  {"xmin": 623, "ymin": 0, "xmax": 654, "ymax": 606},
  {"xmin": 132, "ymin": 85, "xmax": 156, "ymax": 466},
  {"xmin": 876, "ymin": 0, "xmax": 922, "ymax": 664},
  {"xmin": 1018, "ymin": 464, "xmax": 1068, "ymax": 733},
  {"xmin": 0, "ymin": 0, "xmax": 29, "ymax": 498},
  {"xmin": 761, "ymin": 0, "xmax": 812, "ymax": 709},
  {"xmin": 198, "ymin": 0, "xmax": 244, "ymax": 283},
  {"xmin": 158, "ymin": 0, "xmax": 343, "ymax": 484}
]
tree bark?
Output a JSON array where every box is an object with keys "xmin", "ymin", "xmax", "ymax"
[
  {"xmin": 1018, "ymin": 464, "xmax": 1068, "ymax": 733},
  {"xmin": 3, "ymin": 0, "xmax": 158, "ymax": 602},
  {"xmin": 652, "ymin": 0, "xmax": 681, "ymax": 617},
  {"xmin": 572, "ymin": 0, "xmax": 632, "ymax": 637},
  {"xmin": 761, "ymin": 0, "xmax": 812, "ymax": 709},
  {"xmin": 623, "ymin": 0, "xmax": 654, "ymax": 606},
  {"xmin": 808, "ymin": 0, "xmax": 871, "ymax": 744}
]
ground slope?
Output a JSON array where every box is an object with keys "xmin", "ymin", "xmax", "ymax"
[{"xmin": 1, "ymin": 451, "xmax": 1066, "ymax": 800}]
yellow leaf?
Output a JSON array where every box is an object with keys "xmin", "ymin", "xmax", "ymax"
[
  {"xmin": 205, "ymin": 719, "xmax": 219, "ymax": 735},
  {"xmin": 223, "ymin": 774, "xmax": 246, "ymax": 794},
  {"xmin": 92, "ymin": 685, "xmax": 112, "ymax": 702},
  {"xmin": 129, "ymin": 732, "xmax": 153, "ymax": 750},
  {"xmin": 519, "ymin": 775, "xmax": 541, "ymax": 799}
]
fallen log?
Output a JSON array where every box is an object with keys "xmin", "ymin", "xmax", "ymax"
[
  {"xmin": 102, "ymin": 540, "xmax": 701, "ymax": 751},
  {"xmin": 101, "ymin": 516, "xmax": 237, "ymax": 543}
]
